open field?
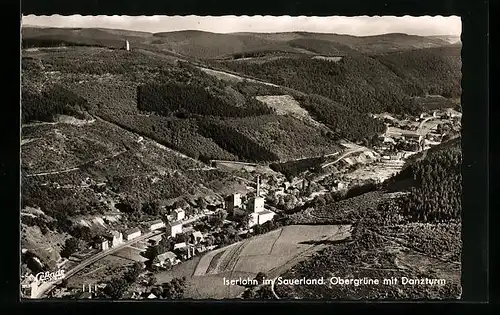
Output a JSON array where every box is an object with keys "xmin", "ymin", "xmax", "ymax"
[
  {"xmin": 413, "ymin": 95, "xmax": 456, "ymax": 110},
  {"xmin": 156, "ymin": 224, "xmax": 352, "ymax": 299},
  {"xmin": 255, "ymin": 95, "xmax": 309, "ymax": 117},
  {"xmin": 311, "ymin": 56, "xmax": 343, "ymax": 62},
  {"xmin": 341, "ymin": 159, "xmax": 406, "ymax": 184},
  {"xmin": 197, "ymin": 66, "xmax": 279, "ymax": 87}
]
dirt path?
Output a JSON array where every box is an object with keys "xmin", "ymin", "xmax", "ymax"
[
  {"xmin": 94, "ymin": 115, "xmax": 201, "ymax": 164},
  {"xmin": 22, "ymin": 122, "xmax": 59, "ymax": 128},
  {"xmin": 21, "ymin": 138, "xmax": 40, "ymax": 146},
  {"xmin": 25, "ymin": 149, "xmax": 128, "ymax": 177},
  {"xmin": 197, "ymin": 66, "xmax": 279, "ymax": 88}
]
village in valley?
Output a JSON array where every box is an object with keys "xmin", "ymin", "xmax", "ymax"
[
  {"xmin": 21, "ymin": 103, "xmax": 461, "ymax": 300},
  {"xmin": 20, "ymin": 14, "xmax": 464, "ymax": 300}
]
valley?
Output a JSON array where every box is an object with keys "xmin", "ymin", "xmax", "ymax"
[{"xmin": 20, "ymin": 25, "xmax": 462, "ymax": 300}]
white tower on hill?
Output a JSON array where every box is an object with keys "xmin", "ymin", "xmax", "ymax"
[{"xmin": 125, "ymin": 40, "xmax": 130, "ymax": 51}]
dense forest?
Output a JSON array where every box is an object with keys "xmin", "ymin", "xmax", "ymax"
[
  {"xmin": 296, "ymin": 94, "xmax": 386, "ymax": 141},
  {"xmin": 197, "ymin": 118, "xmax": 280, "ymax": 162},
  {"xmin": 22, "ymin": 37, "xmax": 114, "ymax": 49},
  {"xmin": 217, "ymin": 48, "xmax": 460, "ymax": 115},
  {"xmin": 391, "ymin": 143, "xmax": 462, "ymax": 223},
  {"xmin": 217, "ymin": 56, "xmax": 421, "ymax": 115},
  {"xmin": 270, "ymin": 157, "xmax": 325, "ymax": 180},
  {"xmin": 21, "ymin": 85, "xmax": 91, "ymax": 123},
  {"xmin": 287, "ymin": 38, "xmax": 359, "ymax": 56},
  {"xmin": 220, "ymin": 115, "xmax": 341, "ymax": 161},
  {"xmin": 374, "ymin": 46, "xmax": 462, "ymax": 98},
  {"xmin": 137, "ymin": 82, "xmax": 274, "ymax": 118}
]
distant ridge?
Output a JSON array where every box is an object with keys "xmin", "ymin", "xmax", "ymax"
[{"xmin": 21, "ymin": 26, "xmax": 458, "ymax": 58}]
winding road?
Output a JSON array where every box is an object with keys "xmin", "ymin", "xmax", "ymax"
[
  {"xmin": 418, "ymin": 116, "xmax": 439, "ymax": 132},
  {"xmin": 321, "ymin": 147, "xmax": 367, "ymax": 169}
]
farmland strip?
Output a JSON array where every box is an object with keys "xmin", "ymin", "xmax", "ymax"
[
  {"xmin": 268, "ymin": 227, "xmax": 285, "ymax": 255},
  {"xmin": 218, "ymin": 242, "xmax": 247, "ymax": 273},
  {"xmin": 206, "ymin": 251, "xmax": 225, "ymax": 274}
]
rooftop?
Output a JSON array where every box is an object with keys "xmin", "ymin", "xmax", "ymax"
[
  {"xmin": 148, "ymin": 219, "xmax": 164, "ymax": 225},
  {"xmin": 192, "ymin": 231, "xmax": 203, "ymax": 238},
  {"xmin": 173, "ymin": 242, "xmax": 187, "ymax": 249},
  {"xmin": 124, "ymin": 227, "xmax": 141, "ymax": 235},
  {"xmin": 257, "ymin": 209, "xmax": 275, "ymax": 215},
  {"xmin": 157, "ymin": 251, "xmax": 177, "ymax": 261},
  {"xmin": 110, "ymin": 230, "xmax": 122, "ymax": 237},
  {"xmin": 168, "ymin": 220, "xmax": 183, "ymax": 226}
]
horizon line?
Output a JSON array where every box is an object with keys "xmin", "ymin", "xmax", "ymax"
[{"xmin": 21, "ymin": 24, "xmax": 460, "ymax": 38}]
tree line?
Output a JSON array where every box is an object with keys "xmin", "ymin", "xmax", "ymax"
[
  {"xmin": 375, "ymin": 46, "xmax": 462, "ymax": 99},
  {"xmin": 136, "ymin": 82, "xmax": 274, "ymax": 118},
  {"xmin": 296, "ymin": 94, "xmax": 386, "ymax": 142},
  {"xmin": 22, "ymin": 85, "xmax": 91, "ymax": 123},
  {"xmin": 217, "ymin": 55, "xmax": 424, "ymax": 115},
  {"xmin": 197, "ymin": 117, "xmax": 280, "ymax": 162},
  {"xmin": 396, "ymin": 147, "xmax": 462, "ymax": 223},
  {"xmin": 270, "ymin": 157, "xmax": 325, "ymax": 181}
]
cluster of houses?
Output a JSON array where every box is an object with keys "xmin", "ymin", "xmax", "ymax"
[
  {"xmin": 91, "ymin": 208, "xmax": 191, "ymax": 253},
  {"xmin": 151, "ymin": 229, "xmax": 208, "ymax": 269},
  {"xmin": 225, "ymin": 176, "xmax": 276, "ymax": 227},
  {"xmin": 149, "ymin": 176, "xmax": 277, "ymax": 272}
]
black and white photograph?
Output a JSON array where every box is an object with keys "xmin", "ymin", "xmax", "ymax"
[{"xmin": 20, "ymin": 15, "xmax": 463, "ymax": 300}]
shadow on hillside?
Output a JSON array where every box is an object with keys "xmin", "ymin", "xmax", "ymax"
[{"xmin": 298, "ymin": 238, "xmax": 352, "ymax": 246}]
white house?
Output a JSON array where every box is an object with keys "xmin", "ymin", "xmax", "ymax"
[
  {"xmin": 21, "ymin": 274, "xmax": 39, "ymax": 298},
  {"xmin": 246, "ymin": 176, "xmax": 276, "ymax": 228},
  {"xmin": 173, "ymin": 242, "xmax": 187, "ymax": 251},
  {"xmin": 248, "ymin": 209, "xmax": 276, "ymax": 228},
  {"xmin": 247, "ymin": 196, "xmax": 265, "ymax": 213},
  {"xmin": 148, "ymin": 219, "xmax": 165, "ymax": 231},
  {"xmin": 123, "ymin": 227, "xmax": 141, "ymax": 241},
  {"xmin": 94, "ymin": 237, "xmax": 108, "ymax": 251},
  {"xmin": 257, "ymin": 210, "xmax": 275, "ymax": 225},
  {"xmin": 225, "ymin": 193, "xmax": 242, "ymax": 212},
  {"xmin": 109, "ymin": 231, "xmax": 123, "ymax": 247},
  {"xmin": 166, "ymin": 220, "xmax": 183, "ymax": 238},
  {"xmin": 381, "ymin": 136, "xmax": 396, "ymax": 144},
  {"xmin": 173, "ymin": 208, "xmax": 185, "ymax": 221},
  {"xmin": 153, "ymin": 251, "xmax": 178, "ymax": 268},
  {"xmin": 192, "ymin": 231, "xmax": 204, "ymax": 244}
]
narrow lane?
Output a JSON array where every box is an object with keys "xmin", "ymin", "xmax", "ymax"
[{"xmin": 34, "ymin": 230, "xmax": 164, "ymax": 298}]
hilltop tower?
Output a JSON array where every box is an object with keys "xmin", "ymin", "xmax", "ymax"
[{"xmin": 125, "ymin": 40, "xmax": 130, "ymax": 51}]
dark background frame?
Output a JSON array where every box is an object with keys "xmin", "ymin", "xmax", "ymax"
[{"xmin": 4, "ymin": 0, "xmax": 489, "ymax": 313}]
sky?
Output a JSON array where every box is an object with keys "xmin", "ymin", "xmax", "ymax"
[{"xmin": 22, "ymin": 15, "xmax": 461, "ymax": 37}]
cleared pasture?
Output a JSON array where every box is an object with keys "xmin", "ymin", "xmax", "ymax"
[
  {"xmin": 193, "ymin": 243, "xmax": 237, "ymax": 276},
  {"xmin": 157, "ymin": 224, "xmax": 352, "ymax": 299},
  {"xmin": 255, "ymin": 95, "xmax": 309, "ymax": 117},
  {"xmin": 238, "ymin": 229, "xmax": 281, "ymax": 257}
]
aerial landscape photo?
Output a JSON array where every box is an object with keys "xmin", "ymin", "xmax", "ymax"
[{"xmin": 20, "ymin": 15, "xmax": 462, "ymax": 300}]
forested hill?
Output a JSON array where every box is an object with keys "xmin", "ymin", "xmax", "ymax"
[
  {"xmin": 22, "ymin": 27, "xmax": 458, "ymax": 59},
  {"xmin": 216, "ymin": 45, "xmax": 461, "ymax": 115},
  {"xmin": 374, "ymin": 46, "xmax": 462, "ymax": 98},
  {"xmin": 382, "ymin": 138, "xmax": 462, "ymax": 223}
]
